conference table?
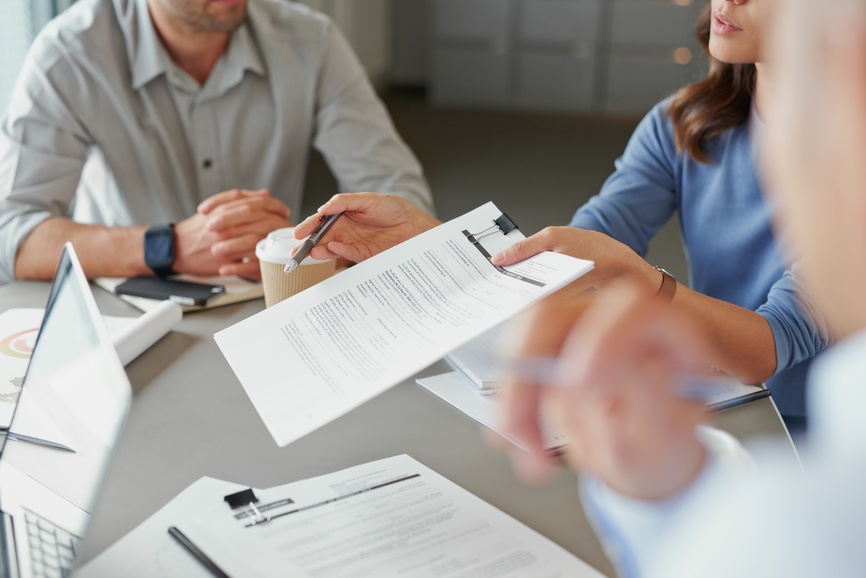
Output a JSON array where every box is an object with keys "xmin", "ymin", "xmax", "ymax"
[{"xmin": 0, "ymin": 280, "xmax": 797, "ymax": 577}]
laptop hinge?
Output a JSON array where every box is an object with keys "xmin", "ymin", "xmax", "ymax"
[{"xmin": 0, "ymin": 513, "xmax": 20, "ymax": 578}]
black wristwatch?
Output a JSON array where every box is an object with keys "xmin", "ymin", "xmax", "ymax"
[{"xmin": 144, "ymin": 224, "xmax": 176, "ymax": 277}]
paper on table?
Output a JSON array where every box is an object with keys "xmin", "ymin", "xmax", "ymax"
[
  {"xmin": 95, "ymin": 275, "xmax": 263, "ymax": 313},
  {"xmin": 445, "ymin": 327, "xmax": 768, "ymax": 406},
  {"xmin": 417, "ymin": 371, "xmax": 569, "ymax": 452},
  {"xmin": 0, "ymin": 309, "xmax": 41, "ymax": 429},
  {"xmin": 177, "ymin": 455, "xmax": 604, "ymax": 578},
  {"xmin": 0, "ymin": 303, "xmax": 181, "ymax": 432},
  {"xmin": 215, "ymin": 202, "xmax": 594, "ymax": 447},
  {"xmin": 77, "ymin": 477, "xmax": 250, "ymax": 578}
]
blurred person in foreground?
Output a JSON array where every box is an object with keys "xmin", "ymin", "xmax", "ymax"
[
  {"xmin": 297, "ymin": 0, "xmax": 829, "ymax": 434},
  {"xmin": 496, "ymin": 0, "xmax": 866, "ymax": 576}
]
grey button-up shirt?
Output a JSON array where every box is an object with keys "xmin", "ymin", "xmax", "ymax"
[{"xmin": 0, "ymin": 0, "xmax": 432, "ymax": 282}]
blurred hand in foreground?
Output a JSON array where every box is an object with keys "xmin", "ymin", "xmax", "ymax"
[{"xmin": 498, "ymin": 283, "xmax": 712, "ymax": 501}]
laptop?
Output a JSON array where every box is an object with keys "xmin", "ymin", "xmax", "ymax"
[{"xmin": 0, "ymin": 243, "xmax": 132, "ymax": 578}]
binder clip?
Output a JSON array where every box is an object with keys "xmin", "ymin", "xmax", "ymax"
[
  {"xmin": 466, "ymin": 213, "xmax": 519, "ymax": 244},
  {"xmin": 224, "ymin": 488, "xmax": 270, "ymax": 525}
]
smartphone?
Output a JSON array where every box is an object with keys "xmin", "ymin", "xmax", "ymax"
[{"xmin": 115, "ymin": 277, "xmax": 226, "ymax": 306}]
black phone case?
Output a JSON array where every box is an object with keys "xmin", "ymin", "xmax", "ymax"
[{"xmin": 114, "ymin": 277, "xmax": 225, "ymax": 306}]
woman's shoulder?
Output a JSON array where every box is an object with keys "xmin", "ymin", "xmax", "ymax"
[
  {"xmin": 621, "ymin": 98, "xmax": 681, "ymax": 164},
  {"xmin": 629, "ymin": 97, "xmax": 752, "ymax": 166}
]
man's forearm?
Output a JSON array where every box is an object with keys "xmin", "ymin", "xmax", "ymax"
[{"xmin": 14, "ymin": 217, "xmax": 151, "ymax": 280}]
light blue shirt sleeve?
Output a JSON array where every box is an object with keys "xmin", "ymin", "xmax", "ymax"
[
  {"xmin": 569, "ymin": 102, "xmax": 679, "ymax": 258},
  {"xmin": 757, "ymin": 265, "xmax": 832, "ymax": 375}
]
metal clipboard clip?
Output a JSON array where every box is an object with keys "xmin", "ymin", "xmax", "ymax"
[
  {"xmin": 465, "ymin": 213, "xmax": 519, "ymax": 244},
  {"xmin": 224, "ymin": 488, "xmax": 271, "ymax": 526}
]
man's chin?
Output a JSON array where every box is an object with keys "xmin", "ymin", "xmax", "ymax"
[{"xmin": 205, "ymin": 0, "xmax": 246, "ymax": 32}]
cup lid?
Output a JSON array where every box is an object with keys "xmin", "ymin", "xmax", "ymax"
[{"xmin": 255, "ymin": 227, "xmax": 331, "ymax": 265}]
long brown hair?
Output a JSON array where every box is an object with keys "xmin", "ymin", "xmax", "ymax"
[{"xmin": 668, "ymin": 4, "xmax": 757, "ymax": 163}]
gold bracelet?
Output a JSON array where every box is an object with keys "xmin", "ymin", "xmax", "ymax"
[{"xmin": 653, "ymin": 266, "xmax": 677, "ymax": 303}]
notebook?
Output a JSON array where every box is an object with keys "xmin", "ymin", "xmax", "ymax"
[{"xmin": 0, "ymin": 243, "xmax": 132, "ymax": 578}]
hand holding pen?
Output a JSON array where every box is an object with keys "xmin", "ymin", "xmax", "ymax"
[
  {"xmin": 291, "ymin": 194, "xmax": 441, "ymax": 264},
  {"xmin": 284, "ymin": 212, "xmax": 345, "ymax": 274}
]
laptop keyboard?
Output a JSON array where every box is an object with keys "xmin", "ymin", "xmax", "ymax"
[{"xmin": 23, "ymin": 510, "xmax": 81, "ymax": 578}]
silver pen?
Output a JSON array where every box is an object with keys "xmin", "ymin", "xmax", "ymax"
[
  {"xmin": 283, "ymin": 212, "xmax": 345, "ymax": 274},
  {"xmin": 508, "ymin": 356, "xmax": 742, "ymax": 405}
]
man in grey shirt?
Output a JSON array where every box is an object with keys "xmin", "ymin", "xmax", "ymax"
[{"xmin": 0, "ymin": 0, "xmax": 432, "ymax": 283}]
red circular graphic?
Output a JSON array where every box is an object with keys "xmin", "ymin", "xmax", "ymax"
[{"xmin": 0, "ymin": 328, "xmax": 39, "ymax": 359}]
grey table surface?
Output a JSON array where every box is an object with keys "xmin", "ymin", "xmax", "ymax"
[{"xmin": 0, "ymin": 280, "xmax": 796, "ymax": 577}]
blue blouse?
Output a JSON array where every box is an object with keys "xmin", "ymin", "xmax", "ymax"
[{"xmin": 570, "ymin": 100, "xmax": 830, "ymax": 417}]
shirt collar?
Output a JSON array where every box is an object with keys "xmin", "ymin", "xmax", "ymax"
[
  {"xmin": 211, "ymin": 19, "xmax": 268, "ymax": 91},
  {"xmin": 123, "ymin": 0, "xmax": 267, "ymax": 92}
]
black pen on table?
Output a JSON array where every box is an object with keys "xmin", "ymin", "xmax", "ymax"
[
  {"xmin": 283, "ymin": 211, "xmax": 345, "ymax": 274},
  {"xmin": 168, "ymin": 526, "xmax": 230, "ymax": 578}
]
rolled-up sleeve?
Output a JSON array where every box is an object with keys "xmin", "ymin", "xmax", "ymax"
[
  {"xmin": 569, "ymin": 103, "xmax": 678, "ymax": 257},
  {"xmin": 0, "ymin": 35, "xmax": 91, "ymax": 283},
  {"xmin": 311, "ymin": 19, "xmax": 433, "ymax": 215},
  {"xmin": 757, "ymin": 264, "xmax": 832, "ymax": 375}
]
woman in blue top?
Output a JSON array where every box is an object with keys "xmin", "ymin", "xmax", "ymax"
[{"xmin": 294, "ymin": 0, "xmax": 829, "ymax": 431}]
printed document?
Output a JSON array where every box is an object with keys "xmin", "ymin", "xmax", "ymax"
[
  {"xmin": 177, "ymin": 455, "xmax": 604, "ymax": 578},
  {"xmin": 215, "ymin": 203, "xmax": 594, "ymax": 446},
  {"xmin": 78, "ymin": 477, "xmax": 249, "ymax": 578}
]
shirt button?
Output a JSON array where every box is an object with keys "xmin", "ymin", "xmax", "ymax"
[{"xmin": 202, "ymin": 159, "xmax": 212, "ymax": 169}]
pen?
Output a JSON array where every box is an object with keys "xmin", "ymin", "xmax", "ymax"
[
  {"xmin": 283, "ymin": 212, "xmax": 345, "ymax": 274},
  {"xmin": 4, "ymin": 431, "xmax": 76, "ymax": 453},
  {"xmin": 169, "ymin": 526, "xmax": 230, "ymax": 578},
  {"xmin": 508, "ymin": 356, "xmax": 763, "ymax": 406}
]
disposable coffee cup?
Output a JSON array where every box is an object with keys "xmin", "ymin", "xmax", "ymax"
[{"xmin": 256, "ymin": 228, "xmax": 337, "ymax": 308}]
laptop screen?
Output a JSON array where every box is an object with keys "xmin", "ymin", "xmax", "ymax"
[{"xmin": 0, "ymin": 244, "xmax": 131, "ymax": 514}]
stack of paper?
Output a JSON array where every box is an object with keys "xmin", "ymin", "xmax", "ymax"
[{"xmin": 417, "ymin": 371, "xmax": 569, "ymax": 453}]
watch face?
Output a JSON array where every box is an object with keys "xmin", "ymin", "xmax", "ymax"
[
  {"xmin": 147, "ymin": 232, "xmax": 171, "ymax": 260},
  {"xmin": 145, "ymin": 225, "xmax": 175, "ymax": 276}
]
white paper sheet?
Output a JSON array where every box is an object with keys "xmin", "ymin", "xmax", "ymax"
[
  {"xmin": 0, "ymin": 304, "xmax": 181, "ymax": 433},
  {"xmin": 417, "ymin": 371, "xmax": 569, "ymax": 452},
  {"xmin": 77, "ymin": 477, "xmax": 250, "ymax": 578},
  {"xmin": 215, "ymin": 203, "xmax": 594, "ymax": 447},
  {"xmin": 0, "ymin": 309, "xmax": 41, "ymax": 428},
  {"xmin": 178, "ymin": 455, "xmax": 604, "ymax": 578},
  {"xmin": 417, "ymin": 368, "xmax": 768, "ymax": 457}
]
